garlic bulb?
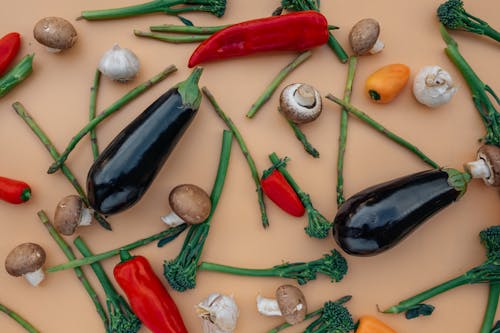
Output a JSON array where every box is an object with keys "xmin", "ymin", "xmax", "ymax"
[
  {"xmin": 413, "ymin": 66, "xmax": 457, "ymax": 108},
  {"xmin": 98, "ymin": 43, "xmax": 140, "ymax": 82},
  {"xmin": 196, "ymin": 293, "xmax": 239, "ymax": 333}
]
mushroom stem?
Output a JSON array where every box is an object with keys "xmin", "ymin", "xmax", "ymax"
[
  {"xmin": 160, "ymin": 211, "xmax": 185, "ymax": 227},
  {"xmin": 80, "ymin": 207, "xmax": 93, "ymax": 226},
  {"xmin": 256, "ymin": 295, "xmax": 282, "ymax": 317},
  {"xmin": 465, "ymin": 159, "xmax": 491, "ymax": 179},
  {"xmin": 24, "ymin": 268, "xmax": 45, "ymax": 287},
  {"xmin": 369, "ymin": 39, "xmax": 384, "ymax": 54},
  {"xmin": 46, "ymin": 47, "xmax": 62, "ymax": 53},
  {"xmin": 294, "ymin": 84, "xmax": 316, "ymax": 108}
]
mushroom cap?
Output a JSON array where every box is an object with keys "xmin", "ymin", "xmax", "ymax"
[
  {"xmin": 349, "ymin": 18, "xmax": 380, "ymax": 55},
  {"xmin": 477, "ymin": 145, "xmax": 500, "ymax": 186},
  {"xmin": 279, "ymin": 83, "xmax": 322, "ymax": 124},
  {"xmin": 33, "ymin": 17, "xmax": 77, "ymax": 50},
  {"xmin": 169, "ymin": 184, "xmax": 211, "ymax": 224},
  {"xmin": 5, "ymin": 243, "xmax": 46, "ymax": 276},
  {"xmin": 275, "ymin": 285, "xmax": 307, "ymax": 325},
  {"xmin": 54, "ymin": 195, "xmax": 84, "ymax": 235}
]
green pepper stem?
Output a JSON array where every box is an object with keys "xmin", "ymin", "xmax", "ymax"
[
  {"xmin": 13, "ymin": 103, "xmax": 111, "ymax": 230},
  {"xmin": 480, "ymin": 282, "xmax": 500, "ymax": 333},
  {"xmin": 203, "ymin": 87, "xmax": 269, "ymax": 228},
  {"xmin": 134, "ymin": 29, "xmax": 210, "ymax": 43},
  {"xmin": 36, "ymin": 211, "xmax": 110, "ymax": 332},
  {"xmin": 149, "ymin": 23, "xmax": 227, "ymax": 34},
  {"xmin": 0, "ymin": 54, "xmax": 34, "ymax": 98},
  {"xmin": 285, "ymin": 116, "xmax": 319, "ymax": 158},
  {"xmin": 89, "ymin": 69, "xmax": 101, "ymax": 160},
  {"xmin": 0, "ymin": 302, "xmax": 40, "ymax": 333},
  {"xmin": 325, "ymin": 94, "xmax": 440, "ymax": 170},
  {"xmin": 336, "ymin": 55, "xmax": 357, "ymax": 207},
  {"xmin": 46, "ymin": 224, "xmax": 187, "ymax": 272},
  {"xmin": 246, "ymin": 51, "xmax": 312, "ymax": 118},
  {"xmin": 47, "ymin": 64, "xmax": 177, "ymax": 174}
]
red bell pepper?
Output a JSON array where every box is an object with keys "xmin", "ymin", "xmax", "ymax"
[
  {"xmin": 261, "ymin": 168, "xmax": 305, "ymax": 217},
  {"xmin": 188, "ymin": 11, "xmax": 329, "ymax": 67},
  {"xmin": 113, "ymin": 250, "xmax": 188, "ymax": 333},
  {"xmin": 0, "ymin": 176, "xmax": 31, "ymax": 204},
  {"xmin": 0, "ymin": 32, "xmax": 21, "ymax": 77}
]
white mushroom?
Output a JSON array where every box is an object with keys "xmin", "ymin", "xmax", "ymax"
[
  {"xmin": 54, "ymin": 195, "xmax": 93, "ymax": 236},
  {"xmin": 413, "ymin": 65, "xmax": 457, "ymax": 107},
  {"xmin": 279, "ymin": 83, "xmax": 322, "ymax": 124},
  {"xmin": 257, "ymin": 285, "xmax": 307, "ymax": 325},
  {"xmin": 161, "ymin": 184, "xmax": 212, "ymax": 227},
  {"xmin": 5, "ymin": 243, "xmax": 46, "ymax": 286},
  {"xmin": 349, "ymin": 18, "xmax": 384, "ymax": 56},
  {"xmin": 196, "ymin": 293, "xmax": 239, "ymax": 333},
  {"xmin": 98, "ymin": 43, "xmax": 140, "ymax": 82},
  {"xmin": 465, "ymin": 145, "xmax": 500, "ymax": 186},
  {"xmin": 33, "ymin": 17, "xmax": 77, "ymax": 52}
]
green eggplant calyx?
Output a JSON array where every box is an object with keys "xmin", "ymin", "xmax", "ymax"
[
  {"xmin": 176, "ymin": 67, "xmax": 203, "ymax": 110},
  {"xmin": 444, "ymin": 168, "xmax": 471, "ymax": 198}
]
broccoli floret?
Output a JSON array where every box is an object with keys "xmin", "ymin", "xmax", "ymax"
[
  {"xmin": 480, "ymin": 225, "xmax": 500, "ymax": 258},
  {"xmin": 437, "ymin": 0, "xmax": 500, "ymax": 42},
  {"xmin": 164, "ymin": 255, "xmax": 198, "ymax": 292},
  {"xmin": 303, "ymin": 296, "xmax": 355, "ymax": 333}
]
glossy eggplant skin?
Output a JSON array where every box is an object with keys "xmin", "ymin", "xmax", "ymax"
[
  {"xmin": 87, "ymin": 88, "xmax": 197, "ymax": 215},
  {"xmin": 333, "ymin": 169, "xmax": 462, "ymax": 256}
]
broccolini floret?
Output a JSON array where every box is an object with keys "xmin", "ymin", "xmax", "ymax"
[{"xmin": 437, "ymin": 0, "xmax": 500, "ymax": 42}]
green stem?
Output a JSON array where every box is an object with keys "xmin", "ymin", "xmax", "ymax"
[
  {"xmin": 198, "ymin": 261, "xmax": 287, "ymax": 277},
  {"xmin": 36, "ymin": 210, "xmax": 110, "ymax": 332},
  {"xmin": 203, "ymin": 87, "xmax": 269, "ymax": 228},
  {"xmin": 383, "ymin": 274, "xmax": 471, "ymax": 314},
  {"xmin": 89, "ymin": 69, "xmax": 101, "ymax": 160},
  {"xmin": 150, "ymin": 23, "xmax": 227, "ymax": 34},
  {"xmin": 480, "ymin": 282, "xmax": 500, "ymax": 333},
  {"xmin": 12, "ymin": 103, "xmax": 111, "ymax": 230},
  {"xmin": 246, "ymin": 50, "xmax": 312, "ymax": 118},
  {"xmin": 47, "ymin": 64, "xmax": 177, "ymax": 174},
  {"xmin": 134, "ymin": 29, "xmax": 210, "ymax": 43},
  {"xmin": 336, "ymin": 56, "xmax": 357, "ymax": 207},
  {"xmin": 267, "ymin": 308, "xmax": 323, "ymax": 333},
  {"xmin": 483, "ymin": 25, "xmax": 500, "ymax": 43},
  {"xmin": 285, "ymin": 115, "xmax": 319, "ymax": 158},
  {"xmin": 325, "ymin": 94, "xmax": 440, "ymax": 170},
  {"xmin": 327, "ymin": 32, "xmax": 348, "ymax": 64},
  {"xmin": 0, "ymin": 54, "xmax": 34, "ymax": 98},
  {"xmin": 46, "ymin": 223, "xmax": 187, "ymax": 272},
  {"xmin": 0, "ymin": 302, "xmax": 40, "ymax": 333}
]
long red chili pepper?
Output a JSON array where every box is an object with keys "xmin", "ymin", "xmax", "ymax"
[
  {"xmin": 113, "ymin": 250, "xmax": 188, "ymax": 333},
  {"xmin": 188, "ymin": 11, "xmax": 329, "ymax": 67},
  {"xmin": 261, "ymin": 167, "xmax": 305, "ymax": 217},
  {"xmin": 0, "ymin": 32, "xmax": 21, "ymax": 76},
  {"xmin": 0, "ymin": 176, "xmax": 31, "ymax": 204}
]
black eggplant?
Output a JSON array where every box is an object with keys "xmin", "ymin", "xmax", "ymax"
[
  {"xmin": 87, "ymin": 68, "xmax": 203, "ymax": 215},
  {"xmin": 333, "ymin": 168, "xmax": 471, "ymax": 256}
]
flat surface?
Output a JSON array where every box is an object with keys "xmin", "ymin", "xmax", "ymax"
[{"xmin": 0, "ymin": 1, "xmax": 499, "ymax": 332}]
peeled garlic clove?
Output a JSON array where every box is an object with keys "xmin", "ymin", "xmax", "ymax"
[
  {"xmin": 196, "ymin": 293, "xmax": 239, "ymax": 333},
  {"xmin": 98, "ymin": 43, "xmax": 140, "ymax": 82},
  {"xmin": 413, "ymin": 65, "xmax": 457, "ymax": 108}
]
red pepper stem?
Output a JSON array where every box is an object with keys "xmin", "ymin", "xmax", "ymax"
[
  {"xmin": 20, "ymin": 188, "xmax": 31, "ymax": 202},
  {"xmin": 119, "ymin": 249, "xmax": 134, "ymax": 262}
]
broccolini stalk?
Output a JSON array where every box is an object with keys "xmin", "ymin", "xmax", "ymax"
[
  {"xmin": 267, "ymin": 296, "xmax": 354, "ymax": 333},
  {"xmin": 74, "ymin": 237, "xmax": 141, "ymax": 333},
  {"xmin": 383, "ymin": 225, "xmax": 500, "ymax": 328},
  {"xmin": 198, "ymin": 249, "xmax": 348, "ymax": 285},
  {"xmin": 440, "ymin": 24, "xmax": 500, "ymax": 147},
  {"xmin": 437, "ymin": 0, "xmax": 500, "ymax": 43},
  {"xmin": 479, "ymin": 226, "xmax": 500, "ymax": 333},
  {"xmin": 268, "ymin": 153, "xmax": 332, "ymax": 238},
  {"xmin": 0, "ymin": 302, "xmax": 40, "ymax": 333},
  {"xmin": 164, "ymin": 130, "xmax": 233, "ymax": 292},
  {"xmin": 79, "ymin": 0, "xmax": 227, "ymax": 20}
]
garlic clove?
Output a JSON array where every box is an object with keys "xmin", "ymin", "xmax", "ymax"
[
  {"xmin": 98, "ymin": 43, "xmax": 140, "ymax": 83},
  {"xmin": 196, "ymin": 293, "xmax": 239, "ymax": 333},
  {"xmin": 413, "ymin": 65, "xmax": 457, "ymax": 108}
]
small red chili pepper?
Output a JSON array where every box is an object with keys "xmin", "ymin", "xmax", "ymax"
[
  {"xmin": 188, "ymin": 11, "xmax": 329, "ymax": 67},
  {"xmin": 261, "ymin": 168, "xmax": 305, "ymax": 217},
  {"xmin": 113, "ymin": 250, "xmax": 188, "ymax": 333},
  {"xmin": 0, "ymin": 176, "xmax": 31, "ymax": 204},
  {"xmin": 0, "ymin": 32, "xmax": 21, "ymax": 77}
]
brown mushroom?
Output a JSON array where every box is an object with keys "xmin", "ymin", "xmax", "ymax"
[
  {"xmin": 279, "ymin": 83, "xmax": 322, "ymax": 124},
  {"xmin": 161, "ymin": 184, "xmax": 211, "ymax": 226},
  {"xmin": 5, "ymin": 243, "xmax": 46, "ymax": 286},
  {"xmin": 33, "ymin": 17, "xmax": 77, "ymax": 52},
  {"xmin": 349, "ymin": 18, "xmax": 384, "ymax": 56},
  {"xmin": 54, "ymin": 195, "xmax": 93, "ymax": 236},
  {"xmin": 465, "ymin": 145, "xmax": 500, "ymax": 186},
  {"xmin": 257, "ymin": 285, "xmax": 307, "ymax": 325}
]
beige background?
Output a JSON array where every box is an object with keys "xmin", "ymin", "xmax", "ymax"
[{"xmin": 0, "ymin": 0, "xmax": 499, "ymax": 332}]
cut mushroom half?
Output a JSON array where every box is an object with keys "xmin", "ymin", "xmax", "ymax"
[
  {"xmin": 33, "ymin": 17, "xmax": 78, "ymax": 52},
  {"xmin": 465, "ymin": 145, "xmax": 500, "ymax": 186},
  {"xmin": 161, "ymin": 184, "xmax": 212, "ymax": 227},
  {"xmin": 279, "ymin": 83, "xmax": 322, "ymax": 124},
  {"xmin": 54, "ymin": 195, "xmax": 93, "ymax": 236},
  {"xmin": 349, "ymin": 18, "xmax": 384, "ymax": 56},
  {"xmin": 257, "ymin": 285, "xmax": 307, "ymax": 325},
  {"xmin": 5, "ymin": 243, "xmax": 46, "ymax": 287}
]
